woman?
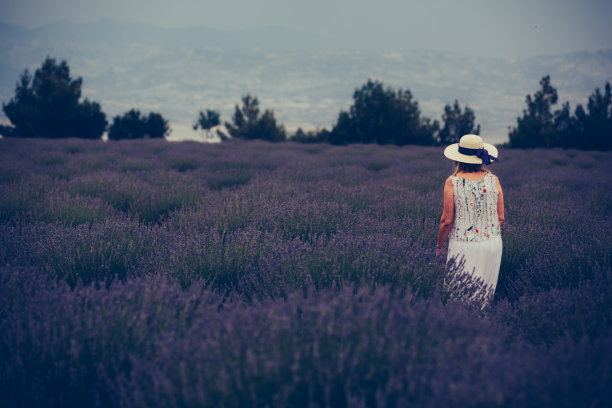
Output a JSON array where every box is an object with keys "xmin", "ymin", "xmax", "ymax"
[{"xmin": 436, "ymin": 134, "xmax": 504, "ymax": 303}]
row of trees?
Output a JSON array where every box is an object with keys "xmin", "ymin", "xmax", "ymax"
[
  {"xmin": 0, "ymin": 57, "xmax": 478, "ymax": 145},
  {"xmin": 1, "ymin": 57, "xmax": 609, "ymax": 149},
  {"xmin": 0, "ymin": 57, "xmax": 170, "ymax": 140},
  {"xmin": 108, "ymin": 110, "xmax": 169, "ymax": 140},
  {"xmin": 204, "ymin": 76, "xmax": 610, "ymax": 149},
  {"xmin": 193, "ymin": 96, "xmax": 287, "ymax": 142},
  {"xmin": 509, "ymin": 76, "xmax": 611, "ymax": 150},
  {"xmin": 197, "ymin": 79, "xmax": 479, "ymax": 146}
]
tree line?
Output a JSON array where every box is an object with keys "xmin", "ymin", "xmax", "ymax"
[
  {"xmin": 0, "ymin": 58, "xmax": 170, "ymax": 141},
  {"xmin": 1, "ymin": 57, "xmax": 610, "ymax": 150},
  {"xmin": 508, "ymin": 75, "xmax": 611, "ymax": 150}
]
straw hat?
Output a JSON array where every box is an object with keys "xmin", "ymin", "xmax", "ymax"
[{"xmin": 443, "ymin": 134, "xmax": 498, "ymax": 165}]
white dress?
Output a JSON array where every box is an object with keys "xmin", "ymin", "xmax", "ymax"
[{"xmin": 446, "ymin": 172, "xmax": 502, "ymax": 301}]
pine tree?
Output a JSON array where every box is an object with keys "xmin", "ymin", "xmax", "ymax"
[
  {"xmin": 225, "ymin": 95, "xmax": 286, "ymax": 142},
  {"xmin": 438, "ymin": 100, "xmax": 480, "ymax": 145},
  {"xmin": 574, "ymin": 82, "xmax": 611, "ymax": 150},
  {"xmin": 329, "ymin": 79, "xmax": 438, "ymax": 146},
  {"xmin": 1, "ymin": 57, "xmax": 106, "ymax": 139},
  {"xmin": 108, "ymin": 109, "xmax": 169, "ymax": 140},
  {"xmin": 509, "ymin": 76, "xmax": 558, "ymax": 148}
]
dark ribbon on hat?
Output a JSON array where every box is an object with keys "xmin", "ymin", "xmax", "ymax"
[{"xmin": 458, "ymin": 146, "xmax": 498, "ymax": 165}]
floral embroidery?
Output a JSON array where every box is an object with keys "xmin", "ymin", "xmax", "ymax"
[{"xmin": 449, "ymin": 173, "xmax": 501, "ymax": 243}]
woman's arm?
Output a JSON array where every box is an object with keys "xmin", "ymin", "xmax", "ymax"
[
  {"xmin": 436, "ymin": 177, "xmax": 455, "ymax": 256},
  {"xmin": 495, "ymin": 176, "xmax": 504, "ymax": 227}
]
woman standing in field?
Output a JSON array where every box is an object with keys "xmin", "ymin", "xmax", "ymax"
[{"xmin": 436, "ymin": 134, "xmax": 504, "ymax": 303}]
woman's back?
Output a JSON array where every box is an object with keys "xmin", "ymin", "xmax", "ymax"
[
  {"xmin": 437, "ymin": 134, "xmax": 504, "ymax": 305},
  {"xmin": 449, "ymin": 171, "xmax": 501, "ymax": 242}
]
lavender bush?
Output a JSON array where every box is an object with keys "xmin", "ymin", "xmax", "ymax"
[{"xmin": 0, "ymin": 138, "xmax": 610, "ymax": 407}]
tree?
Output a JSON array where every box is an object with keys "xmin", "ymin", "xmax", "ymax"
[
  {"xmin": 108, "ymin": 109, "xmax": 170, "ymax": 140},
  {"xmin": 193, "ymin": 109, "xmax": 221, "ymax": 139},
  {"xmin": 509, "ymin": 75, "xmax": 559, "ymax": 148},
  {"xmin": 328, "ymin": 79, "xmax": 438, "ymax": 146},
  {"xmin": 0, "ymin": 57, "xmax": 107, "ymax": 139},
  {"xmin": 291, "ymin": 127, "xmax": 329, "ymax": 143},
  {"xmin": 145, "ymin": 112, "xmax": 170, "ymax": 139},
  {"xmin": 552, "ymin": 101, "xmax": 579, "ymax": 149},
  {"xmin": 225, "ymin": 95, "xmax": 286, "ymax": 142},
  {"xmin": 438, "ymin": 100, "xmax": 480, "ymax": 145},
  {"xmin": 509, "ymin": 77, "xmax": 611, "ymax": 150},
  {"xmin": 573, "ymin": 82, "xmax": 611, "ymax": 150}
]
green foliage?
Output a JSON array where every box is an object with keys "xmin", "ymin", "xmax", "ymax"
[
  {"xmin": 510, "ymin": 77, "xmax": 611, "ymax": 150},
  {"xmin": 290, "ymin": 127, "xmax": 329, "ymax": 143},
  {"xmin": 438, "ymin": 100, "xmax": 480, "ymax": 145},
  {"xmin": 225, "ymin": 95, "xmax": 286, "ymax": 142},
  {"xmin": 193, "ymin": 109, "xmax": 221, "ymax": 139},
  {"xmin": 509, "ymin": 76, "xmax": 558, "ymax": 148},
  {"xmin": 573, "ymin": 82, "xmax": 612, "ymax": 150},
  {"xmin": 108, "ymin": 109, "xmax": 170, "ymax": 140},
  {"xmin": 37, "ymin": 193, "xmax": 115, "ymax": 226},
  {"xmin": 132, "ymin": 188, "xmax": 200, "ymax": 223},
  {"xmin": 0, "ymin": 181, "xmax": 44, "ymax": 221},
  {"xmin": 0, "ymin": 57, "xmax": 107, "ymax": 139},
  {"xmin": 328, "ymin": 79, "xmax": 439, "ymax": 146}
]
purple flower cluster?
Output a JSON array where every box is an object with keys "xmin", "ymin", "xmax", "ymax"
[{"xmin": 0, "ymin": 138, "xmax": 610, "ymax": 406}]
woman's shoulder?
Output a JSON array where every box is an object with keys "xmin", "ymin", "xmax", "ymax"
[
  {"xmin": 445, "ymin": 175, "xmax": 458, "ymax": 189},
  {"xmin": 485, "ymin": 171, "xmax": 502, "ymax": 188},
  {"xmin": 447, "ymin": 174, "xmax": 460, "ymax": 183}
]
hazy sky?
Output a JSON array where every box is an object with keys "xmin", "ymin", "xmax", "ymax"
[{"xmin": 1, "ymin": 0, "xmax": 611, "ymax": 57}]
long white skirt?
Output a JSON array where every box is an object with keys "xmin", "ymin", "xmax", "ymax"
[{"xmin": 447, "ymin": 236, "xmax": 503, "ymax": 301}]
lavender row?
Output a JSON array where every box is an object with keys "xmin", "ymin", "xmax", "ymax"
[
  {"xmin": 1, "ymin": 267, "xmax": 610, "ymax": 407},
  {"xmin": 0, "ymin": 139, "xmax": 611, "ymax": 406},
  {"xmin": 1, "ymin": 139, "xmax": 610, "ymax": 299}
]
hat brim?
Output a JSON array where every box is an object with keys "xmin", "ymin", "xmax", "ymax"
[{"xmin": 444, "ymin": 143, "xmax": 498, "ymax": 164}]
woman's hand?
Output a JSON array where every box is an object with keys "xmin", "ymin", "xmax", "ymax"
[{"xmin": 437, "ymin": 177, "xmax": 454, "ymax": 257}]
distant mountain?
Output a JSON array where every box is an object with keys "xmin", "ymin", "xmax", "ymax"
[
  {"xmin": 1, "ymin": 20, "xmax": 611, "ymax": 143},
  {"xmin": 0, "ymin": 22, "xmax": 28, "ymax": 38}
]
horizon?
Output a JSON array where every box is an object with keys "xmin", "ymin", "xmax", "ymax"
[
  {"xmin": 1, "ymin": 0, "xmax": 612, "ymax": 59},
  {"xmin": 1, "ymin": 37, "xmax": 611, "ymax": 144},
  {"xmin": 1, "ymin": 2, "xmax": 611, "ymax": 145}
]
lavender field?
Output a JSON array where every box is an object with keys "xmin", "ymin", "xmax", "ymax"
[{"xmin": 1, "ymin": 138, "xmax": 611, "ymax": 407}]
